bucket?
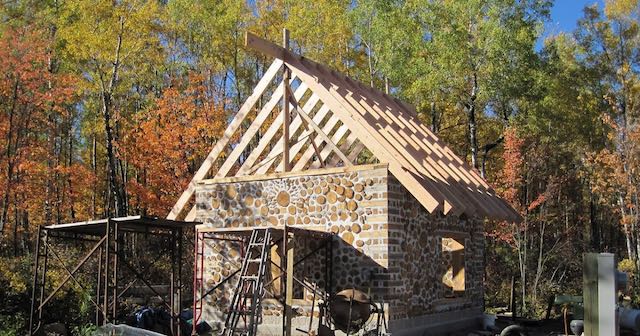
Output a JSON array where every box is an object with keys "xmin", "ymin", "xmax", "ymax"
[{"xmin": 482, "ymin": 313, "xmax": 496, "ymax": 330}]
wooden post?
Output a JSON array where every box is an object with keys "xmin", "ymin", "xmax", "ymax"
[
  {"xmin": 285, "ymin": 230, "xmax": 294, "ymax": 336},
  {"xmin": 282, "ymin": 28, "xmax": 291, "ymax": 172},
  {"xmin": 509, "ymin": 274, "xmax": 516, "ymax": 320}
]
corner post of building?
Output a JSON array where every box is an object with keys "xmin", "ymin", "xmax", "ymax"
[{"xmin": 282, "ymin": 27, "xmax": 291, "ymax": 172}]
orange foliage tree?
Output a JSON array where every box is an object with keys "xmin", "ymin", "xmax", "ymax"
[
  {"xmin": 0, "ymin": 28, "xmax": 81, "ymax": 255},
  {"xmin": 491, "ymin": 127, "xmax": 577, "ymax": 314},
  {"xmin": 123, "ymin": 75, "xmax": 225, "ymax": 216}
]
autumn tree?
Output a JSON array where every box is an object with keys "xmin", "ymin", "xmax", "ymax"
[
  {"xmin": 124, "ymin": 75, "xmax": 225, "ymax": 216},
  {"xmin": 574, "ymin": 0, "xmax": 640, "ymax": 282},
  {"xmin": 56, "ymin": 0, "xmax": 164, "ymax": 217},
  {"xmin": 0, "ymin": 28, "xmax": 78, "ymax": 254}
]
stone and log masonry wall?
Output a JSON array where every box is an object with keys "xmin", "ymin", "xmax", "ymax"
[{"xmin": 194, "ymin": 164, "xmax": 484, "ymax": 329}]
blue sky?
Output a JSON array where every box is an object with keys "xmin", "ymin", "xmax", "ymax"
[
  {"xmin": 536, "ymin": 0, "xmax": 604, "ymax": 48},
  {"xmin": 545, "ymin": 0, "xmax": 605, "ymax": 35}
]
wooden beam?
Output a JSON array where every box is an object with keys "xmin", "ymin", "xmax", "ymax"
[
  {"xmin": 282, "ymin": 29, "xmax": 291, "ymax": 172},
  {"xmin": 246, "ymin": 32, "xmax": 288, "ymax": 60},
  {"xmin": 252, "ymin": 101, "xmax": 323, "ymax": 175},
  {"xmin": 325, "ymin": 132, "xmax": 361, "ymax": 167},
  {"xmin": 287, "ymin": 57, "xmax": 443, "ymax": 213},
  {"xmin": 237, "ymin": 81, "xmax": 312, "ymax": 175},
  {"xmin": 214, "ymin": 79, "xmax": 292, "ymax": 178},
  {"xmin": 167, "ymin": 59, "xmax": 283, "ymax": 220},
  {"xmin": 284, "ymin": 230, "xmax": 294, "ymax": 336},
  {"xmin": 285, "ymin": 107, "xmax": 335, "ymax": 172},
  {"xmin": 245, "ymin": 31, "xmax": 520, "ymax": 222},
  {"xmin": 287, "ymin": 88, "xmax": 324, "ymax": 168},
  {"xmin": 289, "ymin": 97, "xmax": 352, "ymax": 167},
  {"xmin": 344, "ymin": 70, "xmax": 518, "ymax": 221},
  {"xmin": 308, "ymin": 123, "xmax": 350, "ymax": 170}
]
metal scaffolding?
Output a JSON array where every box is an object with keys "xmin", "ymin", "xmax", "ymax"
[
  {"xmin": 28, "ymin": 215, "xmax": 195, "ymax": 336},
  {"xmin": 192, "ymin": 226, "xmax": 334, "ymax": 336}
]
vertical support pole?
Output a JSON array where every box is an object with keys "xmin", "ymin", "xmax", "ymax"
[
  {"xmin": 584, "ymin": 253, "xmax": 618, "ymax": 336},
  {"xmin": 509, "ymin": 274, "xmax": 516, "ymax": 320},
  {"xmin": 95, "ymin": 245, "xmax": 103, "ymax": 325},
  {"xmin": 281, "ymin": 227, "xmax": 287, "ymax": 336},
  {"xmin": 282, "ymin": 28, "xmax": 291, "ymax": 172},
  {"xmin": 329, "ymin": 236, "xmax": 333, "ymax": 301},
  {"xmin": 36, "ymin": 229, "xmax": 49, "ymax": 331},
  {"xmin": 177, "ymin": 227, "xmax": 183, "ymax": 336},
  {"xmin": 170, "ymin": 228, "xmax": 176, "ymax": 335},
  {"xmin": 192, "ymin": 231, "xmax": 202, "ymax": 336},
  {"xmin": 103, "ymin": 219, "xmax": 110, "ymax": 324},
  {"xmin": 285, "ymin": 230, "xmax": 294, "ymax": 336},
  {"xmin": 28, "ymin": 226, "xmax": 43, "ymax": 335},
  {"xmin": 112, "ymin": 222, "xmax": 119, "ymax": 322}
]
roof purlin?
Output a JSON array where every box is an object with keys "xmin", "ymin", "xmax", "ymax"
[
  {"xmin": 296, "ymin": 47, "xmax": 519, "ymax": 222},
  {"xmin": 287, "ymin": 57, "xmax": 448, "ymax": 214},
  {"xmin": 216, "ymin": 34, "xmax": 521, "ymax": 221},
  {"xmin": 316, "ymin": 64, "xmax": 498, "ymax": 218}
]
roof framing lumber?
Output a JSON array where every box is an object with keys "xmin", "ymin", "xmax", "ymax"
[
  {"xmin": 237, "ymin": 84, "xmax": 317, "ymax": 175},
  {"xmin": 167, "ymin": 59, "xmax": 283, "ymax": 220},
  {"xmin": 176, "ymin": 32, "xmax": 521, "ymax": 222},
  {"xmin": 288, "ymin": 87, "xmax": 352, "ymax": 167}
]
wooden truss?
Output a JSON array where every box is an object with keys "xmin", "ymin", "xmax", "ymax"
[{"xmin": 167, "ymin": 31, "xmax": 521, "ymax": 223}]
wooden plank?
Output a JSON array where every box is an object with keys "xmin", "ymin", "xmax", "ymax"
[
  {"xmin": 302, "ymin": 125, "xmax": 353, "ymax": 168},
  {"xmin": 325, "ymin": 131, "xmax": 359, "ymax": 167},
  {"xmin": 236, "ymin": 82, "xmax": 313, "ymax": 175},
  {"xmin": 255, "ymin": 98, "xmax": 327, "ymax": 174},
  {"xmin": 311, "ymin": 63, "xmax": 464, "ymax": 215},
  {"xmin": 282, "ymin": 29, "xmax": 291, "ymax": 172},
  {"xmin": 359, "ymin": 80, "xmax": 509, "ymax": 220},
  {"xmin": 167, "ymin": 59, "xmax": 283, "ymax": 220},
  {"xmin": 281, "ymin": 56, "xmax": 443, "ymax": 213},
  {"xmin": 287, "ymin": 88, "xmax": 324, "ymax": 168},
  {"xmin": 291, "ymin": 102, "xmax": 352, "ymax": 167},
  {"xmin": 245, "ymin": 32, "xmax": 519, "ymax": 221},
  {"xmin": 308, "ymin": 123, "xmax": 351, "ymax": 170},
  {"xmin": 199, "ymin": 163, "xmax": 389, "ymax": 185},
  {"xmin": 339, "ymin": 72, "xmax": 512, "ymax": 219},
  {"xmin": 184, "ymin": 205, "xmax": 196, "ymax": 222},
  {"xmin": 347, "ymin": 141, "xmax": 366, "ymax": 163},
  {"xmin": 289, "ymin": 112, "xmax": 339, "ymax": 171},
  {"xmin": 214, "ymin": 77, "xmax": 294, "ymax": 179}
]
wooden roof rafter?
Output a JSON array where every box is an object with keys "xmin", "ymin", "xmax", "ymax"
[{"xmin": 167, "ymin": 31, "xmax": 521, "ymax": 223}]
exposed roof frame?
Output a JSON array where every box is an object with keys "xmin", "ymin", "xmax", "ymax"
[{"xmin": 167, "ymin": 32, "xmax": 521, "ymax": 223}]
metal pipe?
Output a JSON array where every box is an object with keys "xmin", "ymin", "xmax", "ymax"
[
  {"xmin": 170, "ymin": 228, "xmax": 176, "ymax": 335},
  {"xmin": 177, "ymin": 227, "xmax": 183, "ymax": 336},
  {"xmin": 112, "ymin": 222, "xmax": 119, "ymax": 321},
  {"xmin": 95, "ymin": 246, "xmax": 103, "ymax": 325},
  {"xmin": 28, "ymin": 226, "xmax": 43, "ymax": 335},
  {"xmin": 103, "ymin": 219, "xmax": 110, "ymax": 323}
]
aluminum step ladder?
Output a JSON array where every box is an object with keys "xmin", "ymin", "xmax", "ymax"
[{"xmin": 222, "ymin": 228, "xmax": 272, "ymax": 336}]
